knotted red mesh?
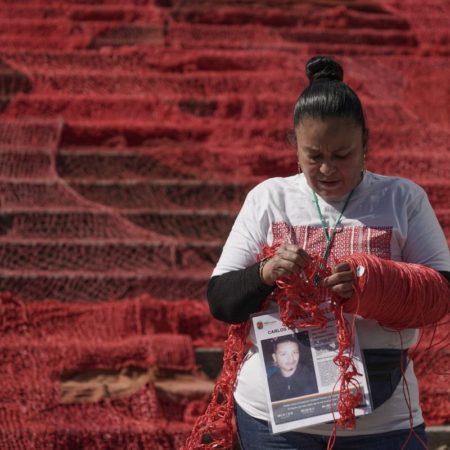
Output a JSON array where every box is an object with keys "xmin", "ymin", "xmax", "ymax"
[{"xmin": 0, "ymin": 292, "xmax": 224, "ymax": 448}]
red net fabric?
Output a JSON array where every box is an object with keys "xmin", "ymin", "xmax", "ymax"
[
  {"xmin": 0, "ymin": 293, "xmax": 226, "ymax": 347},
  {"xmin": 0, "ymin": 292, "xmax": 218, "ymax": 448},
  {"xmin": 411, "ymin": 322, "xmax": 450, "ymax": 426},
  {"xmin": 0, "ymin": 0, "xmax": 448, "ymax": 448}
]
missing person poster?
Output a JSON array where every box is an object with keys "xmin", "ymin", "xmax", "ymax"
[{"xmin": 252, "ymin": 309, "xmax": 372, "ymax": 434}]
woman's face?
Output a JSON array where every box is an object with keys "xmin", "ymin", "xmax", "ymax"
[
  {"xmin": 272, "ymin": 341, "xmax": 300, "ymax": 377},
  {"xmin": 296, "ymin": 116, "xmax": 366, "ymax": 201}
]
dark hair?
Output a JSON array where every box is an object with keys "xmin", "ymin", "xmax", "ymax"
[
  {"xmin": 293, "ymin": 56, "xmax": 367, "ymax": 133},
  {"xmin": 272, "ymin": 335, "xmax": 299, "ymax": 353}
]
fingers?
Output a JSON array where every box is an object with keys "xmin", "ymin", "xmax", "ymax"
[
  {"xmin": 260, "ymin": 244, "xmax": 311, "ymax": 286},
  {"xmin": 260, "ymin": 250, "xmax": 356, "ymax": 300},
  {"xmin": 332, "ymin": 262, "xmax": 351, "ymax": 274},
  {"xmin": 323, "ymin": 266, "xmax": 353, "ymax": 287},
  {"xmin": 329, "ymin": 282, "xmax": 354, "ymax": 299},
  {"xmin": 277, "ymin": 244, "xmax": 311, "ymax": 269},
  {"xmin": 323, "ymin": 262, "xmax": 355, "ymax": 299}
]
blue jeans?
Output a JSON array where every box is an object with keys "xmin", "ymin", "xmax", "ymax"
[{"xmin": 235, "ymin": 403, "xmax": 427, "ymax": 450}]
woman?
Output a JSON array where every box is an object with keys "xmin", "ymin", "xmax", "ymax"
[{"xmin": 207, "ymin": 56, "xmax": 450, "ymax": 449}]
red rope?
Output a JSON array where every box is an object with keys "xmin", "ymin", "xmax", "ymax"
[{"xmin": 182, "ymin": 252, "xmax": 449, "ymax": 449}]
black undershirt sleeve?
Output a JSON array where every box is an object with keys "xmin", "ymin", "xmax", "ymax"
[
  {"xmin": 440, "ymin": 271, "xmax": 450, "ymax": 284},
  {"xmin": 207, "ymin": 263, "xmax": 275, "ymax": 324}
]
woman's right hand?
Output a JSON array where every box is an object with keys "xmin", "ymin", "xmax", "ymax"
[{"xmin": 260, "ymin": 244, "xmax": 312, "ymax": 286}]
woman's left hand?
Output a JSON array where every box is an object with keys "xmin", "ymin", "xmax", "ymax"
[{"xmin": 322, "ymin": 262, "xmax": 355, "ymax": 299}]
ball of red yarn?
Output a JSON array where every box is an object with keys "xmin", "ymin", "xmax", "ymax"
[{"xmin": 341, "ymin": 254, "xmax": 450, "ymax": 329}]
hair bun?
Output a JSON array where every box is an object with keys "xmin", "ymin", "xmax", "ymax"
[{"xmin": 306, "ymin": 56, "xmax": 344, "ymax": 84}]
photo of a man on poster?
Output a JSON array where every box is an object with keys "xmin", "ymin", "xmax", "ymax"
[{"xmin": 265, "ymin": 333, "xmax": 318, "ymax": 402}]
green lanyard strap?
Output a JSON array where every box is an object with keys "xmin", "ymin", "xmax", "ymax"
[{"xmin": 312, "ymin": 188, "xmax": 354, "ymax": 284}]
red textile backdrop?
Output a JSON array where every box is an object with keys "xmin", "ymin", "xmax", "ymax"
[{"xmin": 0, "ymin": 0, "xmax": 448, "ymax": 448}]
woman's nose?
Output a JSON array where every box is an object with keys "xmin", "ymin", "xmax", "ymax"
[{"xmin": 320, "ymin": 160, "xmax": 336, "ymax": 175}]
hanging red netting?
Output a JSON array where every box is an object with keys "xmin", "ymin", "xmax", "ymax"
[
  {"xmin": 180, "ymin": 319, "xmax": 251, "ymax": 449},
  {"xmin": 0, "ymin": 291, "xmax": 226, "ymax": 449},
  {"xmin": 182, "ymin": 249, "xmax": 450, "ymax": 450}
]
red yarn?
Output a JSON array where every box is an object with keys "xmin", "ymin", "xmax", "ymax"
[
  {"xmin": 182, "ymin": 251, "xmax": 449, "ymax": 449},
  {"xmin": 181, "ymin": 321, "xmax": 251, "ymax": 450},
  {"xmin": 262, "ymin": 245, "xmax": 364, "ymax": 433},
  {"xmin": 341, "ymin": 254, "xmax": 450, "ymax": 329}
]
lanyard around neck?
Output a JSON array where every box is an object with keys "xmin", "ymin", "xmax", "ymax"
[{"xmin": 312, "ymin": 188, "xmax": 354, "ymax": 283}]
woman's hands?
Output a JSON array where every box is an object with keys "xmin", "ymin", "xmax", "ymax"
[
  {"xmin": 260, "ymin": 244, "xmax": 311, "ymax": 286},
  {"xmin": 261, "ymin": 248, "xmax": 356, "ymax": 299},
  {"xmin": 322, "ymin": 262, "xmax": 355, "ymax": 299}
]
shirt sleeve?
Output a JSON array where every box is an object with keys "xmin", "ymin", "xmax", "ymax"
[
  {"xmin": 401, "ymin": 185, "xmax": 450, "ymax": 271},
  {"xmin": 212, "ymin": 182, "xmax": 271, "ymax": 276},
  {"xmin": 207, "ymin": 182, "xmax": 275, "ymax": 323}
]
